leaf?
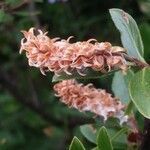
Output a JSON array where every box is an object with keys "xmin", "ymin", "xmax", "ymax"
[
  {"xmin": 52, "ymin": 69, "xmax": 117, "ymax": 82},
  {"xmin": 94, "ymin": 120, "xmax": 128, "ymax": 149},
  {"xmin": 112, "ymin": 70, "xmax": 134, "ymax": 104},
  {"xmin": 129, "ymin": 67, "xmax": 150, "ymax": 119},
  {"xmin": 109, "ymin": 8, "xmax": 145, "ymax": 61},
  {"xmin": 97, "ymin": 126, "xmax": 113, "ymax": 150},
  {"xmin": 80, "ymin": 124, "xmax": 96, "ymax": 144},
  {"xmin": 111, "ymin": 127, "xmax": 128, "ymax": 141},
  {"xmin": 125, "ymin": 101, "xmax": 134, "ymax": 115},
  {"xmin": 69, "ymin": 137, "xmax": 85, "ymax": 150}
]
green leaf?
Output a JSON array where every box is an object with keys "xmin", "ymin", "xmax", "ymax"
[
  {"xmin": 69, "ymin": 137, "xmax": 85, "ymax": 150},
  {"xmin": 112, "ymin": 70, "xmax": 134, "ymax": 104},
  {"xmin": 111, "ymin": 127, "xmax": 128, "ymax": 141},
  {"xmin": 129, "ymin": 67, "xmax": 150, "ymax": 119},
  {"xmin": 80, "ymin": 124, "xmax": 96, "ymax": 144},
  {"xmin": 94, "ymin": 121, "xmax": 127, "ymax": 150},
  {"xmin": 109, "ymin": 8, "xmax": 145, "ymax": 61},
  {"xmin": 97, "ymin": 126, "xmax": 113, "ymax": 150},
  {"xmin": 125, "ymin": 101, "xmax": 134, "ymax": 115},
  {"xmin": 106, "ymin": 128, "xmax": 127, "ymax": 150},
  {"xmin": 52, "ymin": 69, "xmax": 117, "ymax": 82}
]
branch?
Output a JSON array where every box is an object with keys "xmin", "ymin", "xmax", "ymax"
[
  {"xmin": 28, "ymin": 0, "xmax": 40, "ymax": 28},
  {"xmin": 123, "ymin": 54, "xmax": 149, "ymax": 69}
]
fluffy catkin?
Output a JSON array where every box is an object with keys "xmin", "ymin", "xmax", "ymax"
[
  {"xmin": 54, "ymin": 79, "xmax": 128, "ymax": 123},
  {"xmin": 20, "ymin": 28, "xmax": 128, "ymax": 76}
]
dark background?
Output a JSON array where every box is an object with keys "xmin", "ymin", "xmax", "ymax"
[{"xmin": 0, "ymin": 0, "xmax": 149, "ymax": 149}]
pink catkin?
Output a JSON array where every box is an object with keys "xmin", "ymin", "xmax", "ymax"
[
  {"xmin": 54, "ymin": 79, "xmax": 128, "ymax": 122},
  {"xmin": 20, "ymin": 28, "xmax": 128, "ymax": 76}
]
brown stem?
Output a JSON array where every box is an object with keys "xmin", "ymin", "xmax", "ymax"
[{"xmin": 123, "ymin": 54, "xmax": 149, "ymax": 69}]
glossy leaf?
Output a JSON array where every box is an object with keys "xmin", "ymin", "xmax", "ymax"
[
  {"xmin": 97, "ymin": 126, "xmax": 113, "ymax": 150},
  {"xmin": 69, "ymin": 137, "xmax": 85, "ymax": 150},
  {"xmin": 109, "ymin": 8, "xmax": 145, "ymax": 61},
  {"xmin": 129, "ymin": 68, "xmax": 150, "ymax": 118}
]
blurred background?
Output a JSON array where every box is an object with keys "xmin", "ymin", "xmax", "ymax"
[{"xmin": 0, "ymin": 0, "xmax": 149, "ymax": 149}]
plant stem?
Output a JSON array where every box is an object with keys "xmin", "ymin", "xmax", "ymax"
[{"xmin": 123, "ymin": 54, "xmax": 149, "ymax": 69}]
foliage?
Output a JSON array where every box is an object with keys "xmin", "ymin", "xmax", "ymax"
[
  {"xmin": 69, "ymin": 137, "xmax": 85, "ymax": 150},
  {"xmin": 109, "ymin": 8, "xmax": 144, "ymax": 61},
  {"xmin": 129, "ymin": 67, "xmax": 150, "ymax": 119}
]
